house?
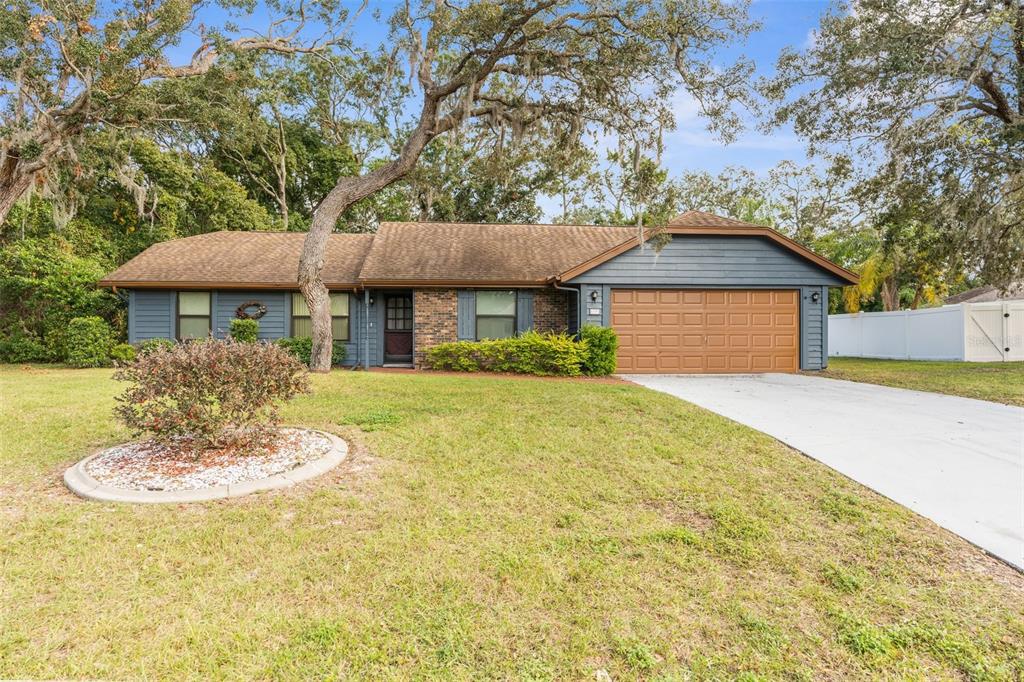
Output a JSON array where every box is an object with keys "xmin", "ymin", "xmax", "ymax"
[
  {"xmin": 99, "ymin": 210, "xmax": 858, "ymax": 373},
  {"xmin": 944, "ymin": 282, "xmax": 1024, "ymax": 305}
]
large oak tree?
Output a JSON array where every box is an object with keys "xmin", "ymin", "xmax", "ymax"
[{"xmin": 296, "ymin": 0, "xmax": 757, "ymax": 370}]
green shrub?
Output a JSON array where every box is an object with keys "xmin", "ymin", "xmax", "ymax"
[
  {"xmin": 579, "ymin": 324, "xmax": 618, "ymax": 375},
  {"xmin": 114, "ymin": 338, "xmax": 309, "ymax": 451},
  {"xmin": 0, "ymin": 330, "xmax": 49, "ymax": 363},
  {"xmin": 229, "ymin": 318, "xmax": 259, "ymax": 343},
  {"xmin": 425, "ymin": 331, "xmax": 587, "ymax": 376},
  {"xmin": 275, "ymin": 337, "xmax": 347, "ymax": 366},
  {"xmin": 110, "ymin": 343, "xmax": 137, "ymax": 364},
  {"xmin": 137, "ymin": 338, "xmax": 176, "ymax": 355},
  {"xmin": 64, "ymin": 316, "xmax": 113, "ymax": 368}
]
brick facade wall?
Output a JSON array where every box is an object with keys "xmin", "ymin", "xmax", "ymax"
[
  {"xmin": 533, "ymin": 289, "xmax": 570, "ymax": 333},
  {"xmin": 413, "ymin": 289, "xmax": 457, "ymax": 368},
  {"xmin": 412, "ymin": 287, "xmax": 570, "ymax": 368}
]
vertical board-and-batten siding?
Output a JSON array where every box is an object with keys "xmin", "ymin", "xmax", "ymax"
[{"xmin": 566, "ymin": 235, "xmax": 845, "ymax": 370}]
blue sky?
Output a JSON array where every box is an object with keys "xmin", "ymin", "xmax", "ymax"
[{"xmin": 663, "ymin": 0, "xmax": 831, "ymax": 176}]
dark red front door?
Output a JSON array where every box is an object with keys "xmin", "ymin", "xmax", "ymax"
[{"xmin": 384, "ymin": 294, "xmax": 413, "ymax": 362}]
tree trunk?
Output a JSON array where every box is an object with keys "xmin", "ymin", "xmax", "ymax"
[
  {"xmin": 0, "ymin": 173, "xmax": 34, "ymax": 226},
  {"xmin": 298, "ymin": 94, "xmax": 442, "ymax": 372},
  {"xmin": 880, "ymin": 277, "xmax": 900, "ymax": 311}
]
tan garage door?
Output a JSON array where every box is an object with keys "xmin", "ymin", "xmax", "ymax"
[{"xmin": 611, "ymin": 289, "xmax": 800, "ymax": 373}]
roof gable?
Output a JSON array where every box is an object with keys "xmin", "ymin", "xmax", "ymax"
[{"xmin": 557, "ymin": 212, "xmax": 859, "ymax": 285}]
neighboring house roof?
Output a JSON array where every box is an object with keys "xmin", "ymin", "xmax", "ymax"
[
  {"xmin": 945, "ymin": 283, "xmax": 1024, "ymax": 304},
  {"xmin": 99, "ymin": 210, "xmax": 859, "ymax": 289}
]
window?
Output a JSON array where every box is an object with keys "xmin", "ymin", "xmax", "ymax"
[
  {"xmin": 177, "ymin": 292, "xmax": 210, "ymax": 340},
  {"xmin": 385, "ymin": 296, "xmax": 413, "ymax": 331},
  {"xmin": 292, "ymin": 292, "xmax": 350, "ymax": 341},
  {"xmin": 476, "ymin": 290, "xmax": 516, "ymax": 339}
]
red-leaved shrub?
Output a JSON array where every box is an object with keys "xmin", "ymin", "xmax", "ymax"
[{"xmin": 114, "ymin": 338, "xmax": 309, "ymax": 452}]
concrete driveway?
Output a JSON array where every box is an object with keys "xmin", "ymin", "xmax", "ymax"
[{"xmin": 623, "ymin": 373, "xmax": 1024, "ymax": 570}]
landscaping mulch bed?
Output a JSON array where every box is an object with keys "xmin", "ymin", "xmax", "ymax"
[{"xmin": 84, "ymin": 427, "xmax": 332, "ymax": 492}]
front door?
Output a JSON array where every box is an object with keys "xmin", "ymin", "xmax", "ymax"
[{"xmin": 384, "ymin": 294, "xmax": 414, "ymax": 363}]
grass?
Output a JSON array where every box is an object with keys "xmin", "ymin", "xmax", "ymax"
[
  {"xmin": 820, "ymin": 357, "xmax": 1024, "ymax": 406},
  {"xmin": 2, "ymin": 364, "xmax": 1023, "ymax": 680}
]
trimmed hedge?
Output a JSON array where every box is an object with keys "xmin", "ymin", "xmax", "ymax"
[
  {"xmin": 579, "ymin": 324, "xmax": 618, "ymax": 376},
  {"xmin": 229, "ymin": 318, "xmax": 259, "ymax": 343},
  {"xmin": 64, "ymin": 316, "xmax": 114, "ymax": 368},
  {"xmin": 275, "ymin": 337, "xmax": 347, "ymax": 366},
  {"xmin": 425, "ymin": 331, "xmax": 587, "ymax": 376},
  {"xmin": 110, "ymin": 343, "xmax": 137, "ymax": 363}
]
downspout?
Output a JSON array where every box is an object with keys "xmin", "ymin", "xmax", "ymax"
[
  {"xmin": 364, "ymin": 289, "xmax": 370, "ymax": 369},
  {"xmin": 550, "ymin": 278, "xmax": 582, "ymax": 335}
]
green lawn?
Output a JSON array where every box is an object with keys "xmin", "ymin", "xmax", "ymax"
[
  {"xmin": 821, "ymin": 357, "xmax": 1024, "ymax": 406},
  {"xmin": 2, "ymin": 365, "xmax": 1023, "ymax": 680}
]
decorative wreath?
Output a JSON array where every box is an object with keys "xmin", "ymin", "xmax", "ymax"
[{"xmin": 235, "ymin": 300, "xmax": 268, "ymax": 320}]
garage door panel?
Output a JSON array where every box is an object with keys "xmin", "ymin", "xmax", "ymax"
[
  {"xmin": 683, "ymin": 313, "xmax": 703, "ymax": 326},
  {"xmin": 659, "ymin": 312, "xmax": 680, "ymax": 325},
  {"xmin": 612, "ymin": 288, "xmax": 800, "ymax": 374},
  {"xmin": 706, "ymin": 313, "xmax": 727, "ymax": 327},
  {"xmin": 706, "ymin": 291, "xmax": 727, "ymax": 305},
  {"xmin": 636, "ymin": 312, "xmax": 657, "ymax": 326},
  {"xmin": 658, "ymin": 334, "xmax": 680, "ymax": 348},
  {"xmin": 728, "ymin": 312, "xmax": 749, "ymax": 326},
  {"xmin": 658, "ymin": 290, "xmax": 681, "ymax": 304},
  {"xmin": 682, "ymin": 291, "xmax": 703, "ymax": 304}
]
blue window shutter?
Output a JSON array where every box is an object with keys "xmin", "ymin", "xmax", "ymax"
[
  {"xmin": 457, "ymin": 290, "xmax": 475, "ymax": 340},
  {"xmin": 516, "ymin": 290, "xmax": 534, "ymax": 334}
]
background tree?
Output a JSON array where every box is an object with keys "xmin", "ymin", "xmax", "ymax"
[
  {"xmin": 0, "ymin": 0, "xmax": 339, "ymax": 223},
  {"xmin": 767, "ymin": 0, "xmax": 1024, "ymax": 288}
]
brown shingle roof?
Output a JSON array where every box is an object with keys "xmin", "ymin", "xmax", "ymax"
[
  {"xmin": 357, "ymin": 221, "xmax": 631, "ymax": 284},
  {"xmin": 667, "ymin": 209, "xmax": 764, "ymax": 228},
  {"xmin": 99, "ymin": 231, "xmax": 374, "ymax": 288},
  {"xmin": 99, "ymin": 212, "xmax": 858, "ymax": 288}
]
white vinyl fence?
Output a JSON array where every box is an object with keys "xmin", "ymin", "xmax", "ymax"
[{"xmin": 829, "ymin": 301, "xmax": 1024, "ymax": 362}]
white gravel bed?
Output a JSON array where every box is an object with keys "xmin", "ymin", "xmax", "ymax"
[{"xmin": 84, "ymin": 427, "xmax": 332, "ymax": 492}]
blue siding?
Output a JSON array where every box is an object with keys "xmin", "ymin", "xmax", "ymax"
[
  {"xmin": 516, "ymin": 290, "xmax": 534, "ymax": 333},
  {"xmin": 130, "ymin": 290, "xmax": 174, "ymax": 342},
  {"xmin": 800, "ymin": 286, "xmax": 825, "ymax": 370},
  {"xmin": 568, "ymin": 235, "xmax": 846, "ymax": 287},
  {"xmin": 212, "ymin": 291, "xmax": 288, "ymax": 340},
  {"xmin": 127, "ymin": 288, "xmax": 372, "ymax": 367},
  {"xmin": 457, "ymin": 290, "xmax": 475, "ymax": 340}
]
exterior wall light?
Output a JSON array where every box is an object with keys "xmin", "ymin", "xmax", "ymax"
[
  {"xmin": 810, "ymin": 291, "xmax": 821, "ymax": 303},
  {"xmin": 590, "ymin": 290, "xmax": 599, "ymax": 301}
]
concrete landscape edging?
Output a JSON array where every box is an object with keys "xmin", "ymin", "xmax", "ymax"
[{"xmin": 63, "ymin": 429, "xmax": 347, "ymax": 504}]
